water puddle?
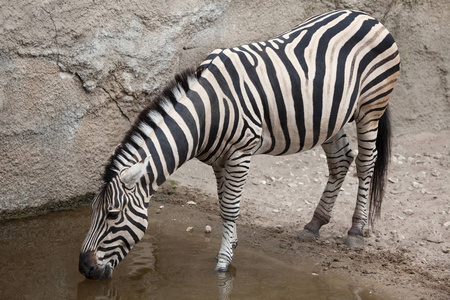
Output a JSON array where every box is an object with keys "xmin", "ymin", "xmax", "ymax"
[{"xmin": 0, "ymin": 206, "xmax": 389, "ymax": 299}]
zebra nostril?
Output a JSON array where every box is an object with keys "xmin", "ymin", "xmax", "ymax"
[
  {"xmin": 79, "ymin": 251, "xmax": 96, "ymax": 276},
  {"xmin": 79, "ymin": 251, "xmax": 113, "ymax": 280}
]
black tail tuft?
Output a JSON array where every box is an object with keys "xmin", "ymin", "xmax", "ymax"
[{"xmin": 369, "ymin": 106, "xmax": 392, "ymax": 227}]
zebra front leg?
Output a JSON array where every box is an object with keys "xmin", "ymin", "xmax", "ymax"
[
  {"xmin": 298, "ymin": 129, "xmax": 354, "ymax": 241},
  {"xmin": 216, "ymin": 220, "xmax": 238, "ymax": 272},
  {"xmin": 213, "ymin": 157, "xmax": 250, "ymax": 272},
  {"xmin": 213, "ymin": 166, "xmax": 239, "ymax": 251}
]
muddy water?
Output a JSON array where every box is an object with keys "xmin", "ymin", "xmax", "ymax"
[{"xmin": 0, "ymin": 206, "xmax": 388, "ymax": 300}]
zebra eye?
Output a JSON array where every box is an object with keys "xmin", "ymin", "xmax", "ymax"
[{"xmin": 107, "ymin": 208, "xmax": 120, "ymax": 219}]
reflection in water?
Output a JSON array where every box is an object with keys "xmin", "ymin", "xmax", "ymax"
[
  {"xmin": 0, "ymin": 206, "xmax": 389, "ymax": 300},
  {"xmin": 217, "ymin": 265, "xmax": 236, "ymax": 300},
  {"xmin": 77, "ymin": 279, "xmax": 120, "ymax": 300},
  {"xmin": 76, "ymin": 264, "xmax": 237, "ymax": 300}
]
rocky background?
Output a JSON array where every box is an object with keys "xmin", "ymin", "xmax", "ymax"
[{"xmin": 0, "ymin": 0, "xmax": 449, "ymax": 215}]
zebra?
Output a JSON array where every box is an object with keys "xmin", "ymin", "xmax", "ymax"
[{"xmin": 79, "ymin": 9, "xmax": 400, "ymax": 280}]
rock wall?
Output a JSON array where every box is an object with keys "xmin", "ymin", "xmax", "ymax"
[{"xmin": 0, "ymin": 0, "xmax": 449, "ymax": 215}]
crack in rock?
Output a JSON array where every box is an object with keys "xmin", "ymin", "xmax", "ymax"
[
  {"xmin": 41, "ymin": 7, "xmax": 60, "ymax": 65},
  {"xmin": 100, "ymin": 87, "xmax": 132, "ymax": 123}
]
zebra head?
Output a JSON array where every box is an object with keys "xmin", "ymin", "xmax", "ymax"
[{"xmin": 79, "ymin": 157, "xmax": 150, "ymax": 280}]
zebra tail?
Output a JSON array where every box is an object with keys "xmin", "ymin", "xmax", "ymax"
[{"xmin": 369, "ymin": 106, "xmax": 392, "ymax": 227}]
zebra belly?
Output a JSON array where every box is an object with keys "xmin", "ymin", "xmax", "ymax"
[{"xmin": 254, "ymin": 95, "xmax": 355, "ymax": 157}]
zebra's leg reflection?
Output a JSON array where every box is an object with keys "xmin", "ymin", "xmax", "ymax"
[{"xmin": 217, "ymin": 264, "xmax": 236, "ymax": 300}]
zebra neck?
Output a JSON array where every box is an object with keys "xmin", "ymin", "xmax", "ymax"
[
  {"xmin": 140, "ymin": 96, "xmax": 204, "ymax": 195},
  {"xmin": 110, "ymin": 70, "xmax": 207, "ymax": 197}
]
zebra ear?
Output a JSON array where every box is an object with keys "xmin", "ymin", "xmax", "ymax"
[{"xmin": 120, "ymin": 156, "xmax": 151, "ymax": 188}]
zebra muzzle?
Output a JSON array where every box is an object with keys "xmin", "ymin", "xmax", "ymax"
[{"xmin": 79, "ymin": 251, "xmax": 113, "ymax": 280}]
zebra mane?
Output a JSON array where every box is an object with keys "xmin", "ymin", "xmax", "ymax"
[{"xmin": 102, "ymin": 67, "xmax": 203, "ymax": 183}]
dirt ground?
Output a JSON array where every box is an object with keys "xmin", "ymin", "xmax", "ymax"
[{"xmin": 161, "ymin": 128, "xmax": 450, "ymax": 300}]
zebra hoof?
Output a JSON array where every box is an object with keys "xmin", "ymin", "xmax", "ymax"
[
  {"xmin": 345, "ymin": 234, "xmax": 364, "ymax": 248},
  {"xmin": 296, "ymin": 229, "xmax": 319, "ymax": 242},
  {"xmin": 215, "ymin": 262, "xmax": 229, "ymax": 272}
]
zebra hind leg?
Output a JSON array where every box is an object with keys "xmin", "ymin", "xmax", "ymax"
[
  {"xmin": 346, "ymin": 114, "xmax": 388, "ymax": 248},
  {"xmin": 213, "ymin": 155, "xmax": 250, "ymax": 272},
  {"xmin": 297, "ymin": 129, "xmax": 355, "ymax": 241}
]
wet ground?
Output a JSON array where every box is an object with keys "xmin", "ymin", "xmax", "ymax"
[{"xmin": 0, "ymin": 203, "xmax": 390, "ymax": 300}]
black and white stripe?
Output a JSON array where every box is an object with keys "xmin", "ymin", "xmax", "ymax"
[{"xmin": 80, "ymin": 9, "xmax": 400, "ymax": 279}]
